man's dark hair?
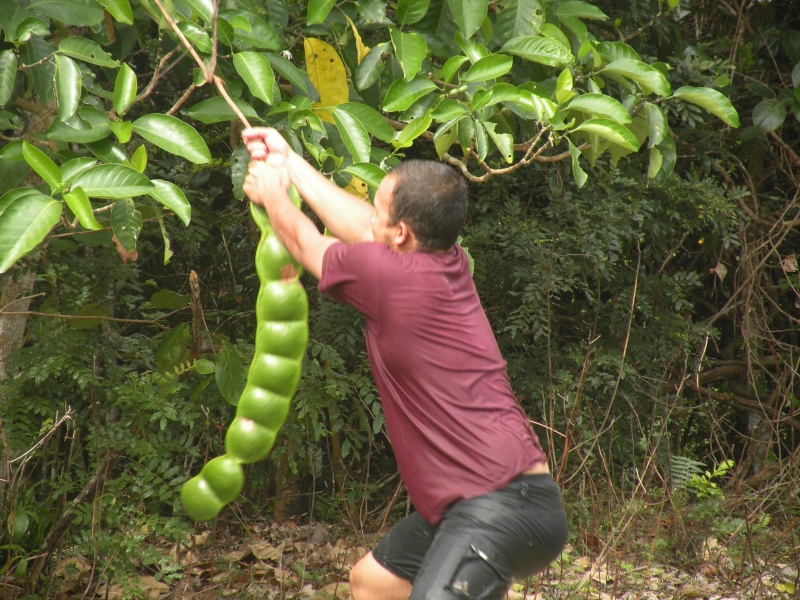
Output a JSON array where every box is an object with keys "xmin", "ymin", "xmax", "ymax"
[{"xmin": 388, "ymin": 160, "xmax": 468, "ymax": 251}]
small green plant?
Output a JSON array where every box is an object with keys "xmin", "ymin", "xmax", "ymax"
[{"xmin": 688, "ymin": 459, "xmax": 734, "ymax": 500}]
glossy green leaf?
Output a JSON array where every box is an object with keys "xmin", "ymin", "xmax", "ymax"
[
  {"xmin": 218, "ymin": 9, "xmax": 281, "ymax": 50},
  {"xmin": 752, "ymin": 98, "xmax": 785, "ymax": 132},
  {"xmin": 462, "ymin": 54, "xmax": 513, "ymax": 83},
  {"xmin": 455, "ymin": 32, "xmax": 488, "ymax": 63},
  {"xmin": 55, "ymin": 55, "xmax": 81, "ymax": 121},
  {"xmin": 484, "ymin": 83, "xmax": 525, "ymax": 107},
  {"xmin": 148, "ymin": 179, "xmax": 191, "ymax": 226},
  {"xmin": 132, "ymin": 114, "xmax": 212, "ymax": 164},
  {"xmin": 130, "ymin": 145, "xmax": 147, "ymax": 173},
  {"xmin": 307, "ymin": 0, "xmax": 335, "ymax": 24},
  {"xmin": 58, "ymin": 37, "xmax": 119, "ymax": 67},
  {"xmin": 393, "ymin": 111, "xmax": 433, "ymax": 149},
  {"xmin": 496, "ymin": 0, "xmax": 545, "ymax": 44},
  {"xmin": 110, "ymin": 198, "xmax": 142, "ymax": 251},
  {"xmin": 594, "ymin": 41, "xmax": 640, "ymax": 63},
  {"xmin": 266, "ymin": 52, "xmax": 318, "ymax": 101},
  {"xmin": 651, "ymin": 131, "xmax": 676, "ymax": 184},
  {"xmin": 45, "ymin": 107, "xmax": 110, "ymax": 143},
  {"xmin": 0, "ymin": 50, "xmax": 17, "ymax": 107},
  {"xmin": 474, "ymin": 118, "xmax": 488, "ymax": 160},
  {"xmin": 391, "ymin": 28, "xmax": 427, "ymax": 82},
  {"xmin": 96, "ymin": 0, "xmax": 133, "ymax": 24},
  {"xmin": 482, "ymin": 121, "xmax": 514, "ymax": 163},
  {"xmin": 432, "ymin": 98, "xmax": 468, "ymax": 121},
  {"xmin": 645, "ymin": 102, "xmax": 667, "ymax": 148},
  {"xmin": 109, "ymin": 120, "xmax": 132, "ymax": 144},
  {"xmin": 330, "ymin": 107, "xmax": 371, "ymax": 163},
  {"xmin": 567, "ymin": 94, "xmax": 631, "ymax": 124},
  {"xmin": 573, "ymin": 118, "xmax": 640, "ymax": 151},
  {"xmin": 448, "ymin": 0, "xmax": 488, "ymax": 38},
  {"xmin": 672, "ymin": 86, "xmax": 740, "ymax": 127},
  {"xmin": 183, "ymin": 0, "xmax": 213, "ymax": 22},
  {"xmin": 0, "ymin": 192, "xmax": 62, "ymax": 274},
  {"xmin": 397, "ymin": 0, "xmax": 430, "ymax": 25},
  {"xmin": 433, "ymin": 118, "xmax": 460, "ymax": 157},
  {"xmin": 185, "ymin": 97, "xmax": 259, "ymax": 124},
  {"xmin": 86, "ymin": 140, "xmax": 128, "ymax": 164},
  {"xmin": 502, "ymin": 36, "xmax": 573, "ymax": 67},
  {"xmin": 355, "ymin": 42, "xmax": 391, "ymax": 91},
  {"xmin": 567, "ymin": 138, "xmax": 588, "ymax": 187},
  {"xmin": 441, "ymin": 55, "xmax": 469, "ymax": 84},
  {"xmin": 233, "ymin": 51, "xmax": 276, "ymax": 105},
  {"xmin": 382, "ymin": 77, "xmax": 438, "ymax": 112},
  {"xmin": 648, "ymin": 146, "xmax": 662, "ymax": 179},
  {"xmin": 63, "ymin": 187, "xmax": 102, "ymax": 230},
  {"xmin": 558, "ymin": 15, "xmax": 587, "ymax": 42},
  {"xmin": 71, "ymin": 164, "xmax": 154, "ymax": 199},
  {"xmin": 342, "ymin": 163, "xmax": 388, "ymax": 189},
  {"xmin": 114, "ymin": 63, "xmax": 137, "ymax": 117},
  {"xmin": 0, "ymin": 189, "xmax": 40, "ymax": 217},
  {"xmin": 22, "ymin": 141, "xmax": 61, "ymax": 193},
  {"xmin": 556, "ymin": 1, "xmax": 608, "ymax": 20},
  {"xmin": 28, "ymin": 0, "xmax": 104, "ymax": 26},
  {"xmin": 331, "ymin": 103, "xmax": 395, "ymax": 143},
  {"xmin": 60, "ymin": 158, "xmax": 97, "ymax": 185},
  {"xmin": 602, "ymin": 59, "xmax": 671, "ymax": 97},
  {"xmin": 177, "ymin": 22, "xmax": 212, "ymax": 54},
  {"xmin": 216, "ymin": 339, "xmax": 246, "ymax": 405},
  {"xmin": 0, "ymin": 141, "xmax": 24, "ymax": 161}
]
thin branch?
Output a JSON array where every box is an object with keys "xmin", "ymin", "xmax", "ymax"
[
  {"xmin": 134, "ymin": 46, "xmax": 185, "ymax": 104},
  {"xmin": 0, "ymin": 307, "xmax": 188, "ymax": 325}
]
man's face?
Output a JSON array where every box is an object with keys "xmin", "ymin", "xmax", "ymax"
[{"xmin": 371, "ymin": 175, "xmax": 399, "ymax": 248}]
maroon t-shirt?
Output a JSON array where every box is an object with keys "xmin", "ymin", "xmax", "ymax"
[{"xmin": 318, "ymin": 242, "xmax": 547, "ymax": 524}]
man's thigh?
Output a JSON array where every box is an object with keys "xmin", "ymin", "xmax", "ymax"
[{"xmin": 371, "ymin": 511, "xmax": 435, "ymax": 582}]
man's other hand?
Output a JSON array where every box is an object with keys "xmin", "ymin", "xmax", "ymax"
[{"xmin": 242, "ymin": 127, "xmax": 291, "ymax": 162}]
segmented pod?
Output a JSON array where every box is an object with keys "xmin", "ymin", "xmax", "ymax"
[{"xmin": 181, "ymin": 185, "xmax": 308, "ymax": 521}]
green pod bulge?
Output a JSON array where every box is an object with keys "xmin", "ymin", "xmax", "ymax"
[
  {"xmin": 247, "ymin": 353, "xmax": 302, "ymax": 397},
  {"xmin": 225, "ymin": 416, "xmax": 276, "ymax": 464},
  {"xmin": 181, "ymin": 475, "xmax": 225, "ymax": 522},
  {"xmin": 237, "ymin": 385, "xmax": 291, "ymax": 430},
  {"xmin": 200, "ymin": 455, "xmax": 244, "ymax": 504},
  {"xmin": 256, "ymin": 234, "xmax": 299, "ymax": 282},
  {"xmin": 255, "ymin": 320, "xmax": 308, "ymax": 360},
  {"xmin": 257, "ymin": 281, "xmax": 308, "ymax": 322}
]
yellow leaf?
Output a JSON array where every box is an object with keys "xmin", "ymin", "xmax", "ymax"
[
  {"xmin": 304, "ymin": 38, "xmax": 349, "ymax": 124},
  {"xmin": 345, "ymin": 15, "xmax": 370, "ymax": 64},
  {"xmin": 343, "ymin": 175, "xmax": 368, "ymax": 199}
]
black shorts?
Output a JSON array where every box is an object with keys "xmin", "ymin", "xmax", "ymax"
[{"xmin": 372, "ymin": 474, "xmax": 568, "ymax": 600}]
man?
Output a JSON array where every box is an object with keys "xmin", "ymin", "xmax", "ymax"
[{"xmin": 242, "ymin": 127, "xmax": 567, "ymax": 600}]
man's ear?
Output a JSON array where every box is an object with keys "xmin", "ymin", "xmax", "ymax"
[{"xmin": 394, "ymin": 221, "xmax": 414, "ymax": 248}]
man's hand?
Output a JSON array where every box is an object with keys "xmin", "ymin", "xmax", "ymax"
[
  {"xmin": 242, "ymin": 127, "xmax": 291, "ymax": 162},
  {"xmin": 243, "ymin": 159, "xmax": 289, "ymax": 211}
]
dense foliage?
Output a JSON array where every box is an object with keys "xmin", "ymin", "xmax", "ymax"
[{"xmin": 0, "ymin": 0, "xmax": 797, "ymax": 596}]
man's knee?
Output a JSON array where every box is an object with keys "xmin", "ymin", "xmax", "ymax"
[{"xmin": 350, "ymin": 552, "xmax": 412, "ymax": 600}]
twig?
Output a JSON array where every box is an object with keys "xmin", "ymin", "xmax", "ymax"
[{"xmin": 0, "ymin": 308, "xmax": 188, "ymax": 324}]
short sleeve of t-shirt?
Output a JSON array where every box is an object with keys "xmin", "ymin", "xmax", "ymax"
[{"xmin": 318, "ymin": 241, "xmax": 385, "ymax": 320}]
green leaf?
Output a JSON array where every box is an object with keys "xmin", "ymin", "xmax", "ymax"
[
  {"xmin": 86, "ymin": 139, "xmax": 128, "ymax": 164},
  {"xmin": 573, "ymin": 118, "xmax": 640, "ymax": 151},
  {"xmin": 216, "ymin": 339, "xmax": 246, "ymax": 406},
  {"xmin": 58, "ymin": 37, "xmax": 119, "ymax": 67},
  {"xmin": 792, "ymin": 62, "xmax": 800, "ymax": 89},
  {"xmin": 96, "ymin": 0, "xmax": 133, "ymax": 24},
  {"xmin": 382, "ymin": 77, "xmax": 438, "ymax": 112},
  {"xmin": 151, "ymin": 289, "xmax": 191, "ymax": 310},
  {"xmin": 645, "ymin": 102, "xmax": 667, "ymax": 147},
  {"xmin": 0, "ymin": 141, "xmax": 24, "ymax": 161},
  {"xmin": 331, "ymin": 103, "xmax": 395, "ymax": 143},
  {"xmin": 441, "ymin": 55, "xmax": 469, "ymax": 84},
  {"xmin": 647, "ymin": 145, "xmax": 662, "ymax": 179},
  {"xmin": 45, "ymin": 107, "xmax": 110, "ymax": 143},
  {"xmin": 651, "ymin": 131, "xmax": 676, "ymax": 184},
  {"xmin": 110, "ymin": 197, "xmax": 142, "ymax": 251},
  {"xmin": 448, "ymin": 0, "xmax": 488, "ymax": 38},
  {"xmin": 183, "ymin": 0, "xmax": 213, "ymax": 22},
  {"xmin": 63, "ymin": 187, "xmax": 102, "ymax": 230},
  {"xmin": 148, "ymin": 179, "xmax": 191, "ymax": 226},
  {"xmin": 266, "ymin": 52, "xmax": 319, "ymax": 101},
  {"xmin": 602, "ymin": 59, "xmax": 671, "ymax": 97},
  {"xmin": 752, "ymin": 99, "xmax": 785, "ymax": 132},
  {"xmin": 178, "ymin": 22, "xmax": 212, "ymax": 54},
  {"xmin": 672, "ymin": 86, "xmax": 740, "ymax": 127},
  {"xmin": 233, "ymin": 51, "xmax": 276, "ymax": 106},
  {"xmin": 567, "ymin": 139, "xmax": 588, "ymax": 187},
  {"xmin": 71, "ymin": 164, "xmax": 154, "ymax": 199},
  {"xmin": 433, "ymin": 118, "xmax": 460, "ymax": 157},
  {"xmin": 342, "ymin": 163, "xmax": 388, "ymax": 189},
  {"xmin": 432, "ymin": 98, "xmax": 468, "ymax": 120},
  {"xmin": 462, "ymin": 54, "xmax": 513, "ymax": 83},
  {"xmin": 556, "ymin": 1, "xmax": 608, "ymax": 20},
  {"xmin": 397, "ymin": 0, "xmax": 430, "ymax": 25},
  {"xmin": 355, "ymin": 42, "xmax": 391, "ymax": 91},
  {"xmin": 0, "ymin": 189, "xmax": 40, "ymax": 217},
  {"xmin": 185, "ymin": 97, "xmax": 259, "ymax": 124},
  {"xmin": 482, "ymin": 121, "xmax": 514, "ymax": 163},
  {"xmin": 155, "ymin": 323, "xmax": 192, "ymax": 371},
  {"xmin": 130, "ymin": 145, "xmax": 147, "ymax": 173},
  {"xmin": 502, "ymin": 35, "xmax": 573, "ymax": 67},
  {"xmin": 0, "ymin": 50, "xmax": 17, "ymax": 107},
  {"xmin": 330, "ymin": 107, "xmax": 372, "ymax": 163},
  {"xmin": 218, "ymin": 9, "xmax": 281, "ymax": 50},
  {"xmin": 28, "ymin": 0, "xmax": 104, "ymax": 26},
  {"xmin": 594, "ymin": 41, "xmax": 640, "ymax": 63},
  {"xmin": 0, "ymin": 192, "xmax": 62, "ymax": 274},
  {"xmin": 393, "ymin": 111, "xmax": 433, "ymax": 149},
  {"xmin": 22, "ymin": 142, "xmax": 61, "ymax": 193},
  {"xmin": 496, "ymin": 0, "xmax": 545, "ymax": 44},
  {"xmin": 132, "ymin": 114, "xmax": 212, "ymax": 164},
  {"xmin": 55, "ymin": 55, "xmax": 81, "ymax": 122},
  {"xmin": 567, "ymin": 94, "xmax": 631, "ymax": 123},
  {"xmin": 60, "ymin": 158, "xmax": 97, "ymax": 185},
  {"xmin": 109, "ymin": 121, "xmax": 132, "ymax": 144},
  {"xmin": 113, "ymin": 63, "xmax": 137, "ymax": 117},
  {"xmin": 390, "ymin": 28, "xmax": 428, "ymax": 82},
  {"xmin": 307, "ymin": 0, "xmax": 335, "ymax": 25}
]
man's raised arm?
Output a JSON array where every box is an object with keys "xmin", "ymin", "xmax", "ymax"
[{"xmin": 242, "ymin": 128, "xmax": 375, "ymax": 245}]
